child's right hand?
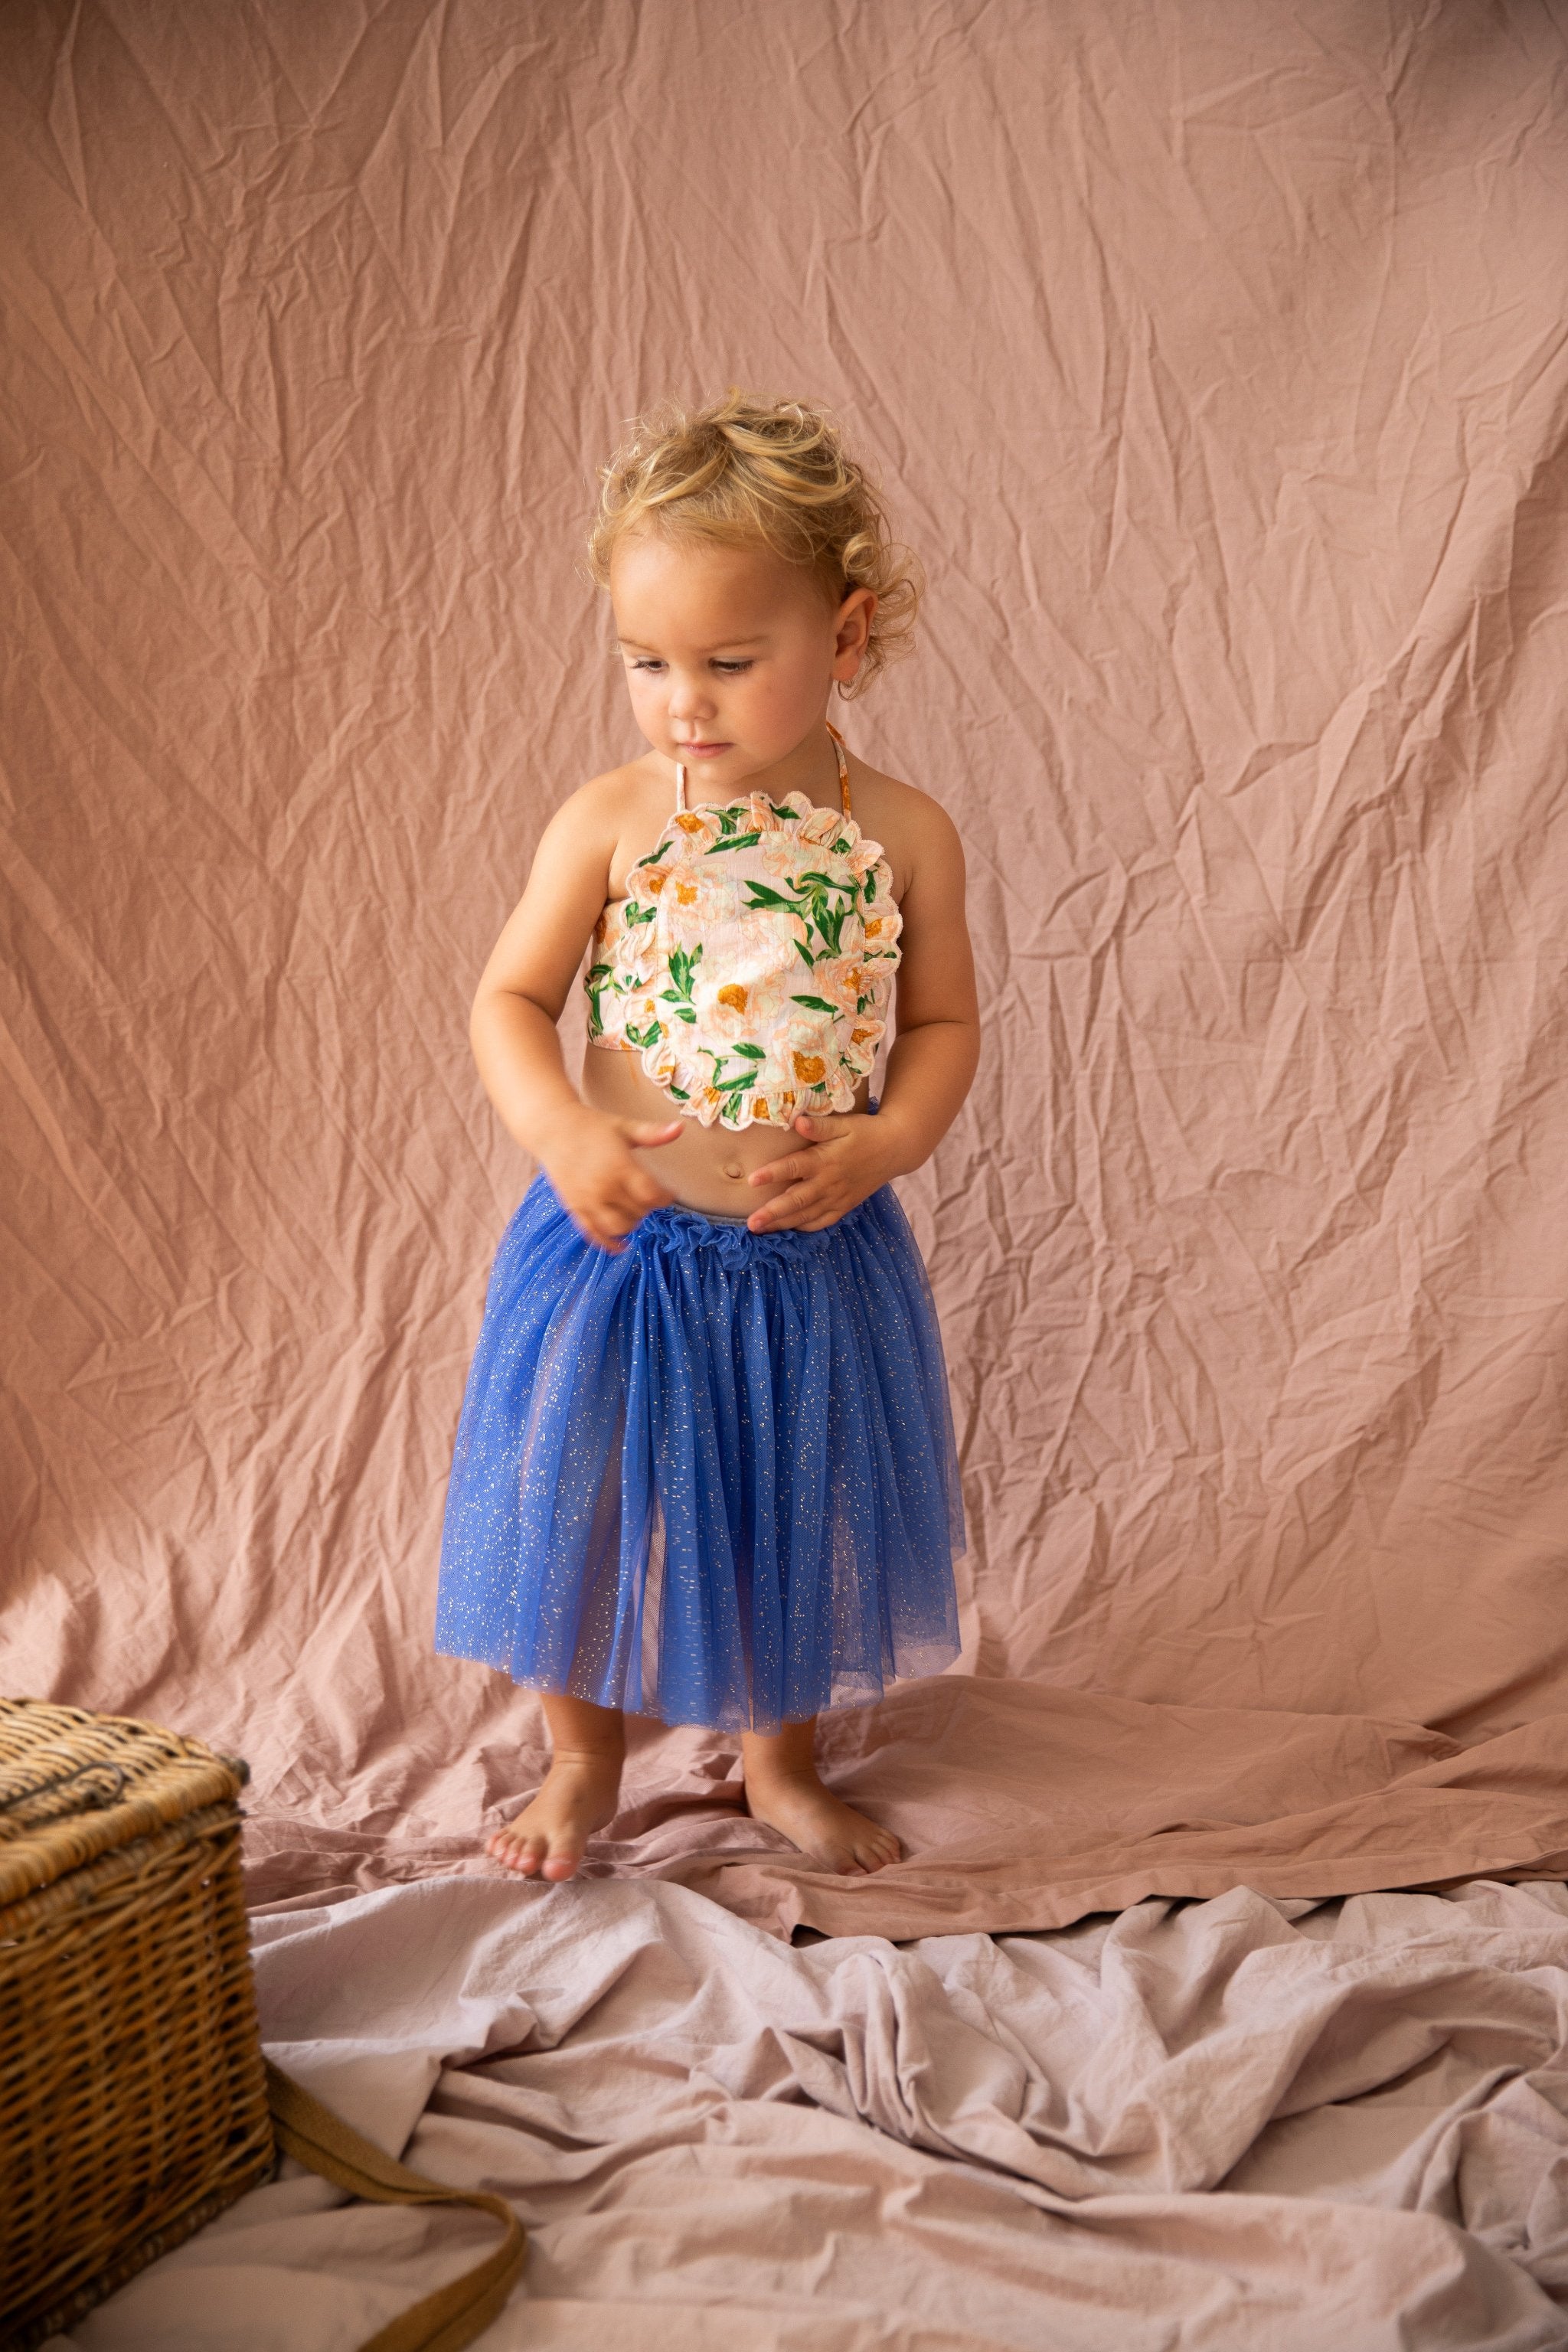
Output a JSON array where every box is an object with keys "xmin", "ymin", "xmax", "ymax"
[{"xmin": 535, "ymin": 1107, "xmax": 684, "ymax": 1253}]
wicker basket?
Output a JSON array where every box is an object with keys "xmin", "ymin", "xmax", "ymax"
[{"xmin": 0, "ymin": 1698, "xmax": 525, "ymax": 2352}]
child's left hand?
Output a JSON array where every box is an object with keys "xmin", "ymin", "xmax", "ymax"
[{"xmin": 745, "ymin": 1111, "xmax": 895, "ymax": 1233}]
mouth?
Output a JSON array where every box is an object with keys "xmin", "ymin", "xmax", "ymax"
[{"xmin": 675, "ymin": 740, "xmax": 731, "ymax": 756}]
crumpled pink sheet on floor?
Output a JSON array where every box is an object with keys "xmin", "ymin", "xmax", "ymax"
[
  {"xmin": 51, "ymin": 1873, "xmax": 1568, "ymax": 2350},
  {"xmin": 242, "ymin": 1677, "xmax": 1568, "ymax": 1942}
]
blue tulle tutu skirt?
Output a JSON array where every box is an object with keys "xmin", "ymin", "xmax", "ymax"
[{"xmin": 435, "ymin": 1171, "xmax": 965, "ymax": 1731}]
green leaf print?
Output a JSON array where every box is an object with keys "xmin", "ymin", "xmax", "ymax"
[
  {"xmin": 584, "ymin": 960, "xmax": 613, "ymax": 1036},
  {"xmin": 792, "ymin": 938, "xmax": 816, "ymax": 969},
  {"xmin": 664, "ymin": 942, "xmax": 702, "ymax": 1001},
  {"xmin": 741, "ymin": 870, "xmax": 867, "ymax": 962},
  {"xmin": 623, "ymin": 899, "xmax": 657, "ymax": 926},
  {"xmin": 733, "ymin": 1041, "xmax": 766, "ymax": 1060},
  {"xmin": 705, "ymin": 831, "xmax": 761, "ymax": 854},
  {"xmin": 790, "ymin": 994, "xmax": 840, "ymax": 1015}
]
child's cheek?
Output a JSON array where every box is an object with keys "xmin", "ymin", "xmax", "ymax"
[{"xmin": 626, "ymin": 671, "xmax": 668, "ymax": 741}]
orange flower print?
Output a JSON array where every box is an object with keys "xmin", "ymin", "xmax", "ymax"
[{"xmin": 588, "ymin": 786, "xmax": 899, "ymax": 1130}]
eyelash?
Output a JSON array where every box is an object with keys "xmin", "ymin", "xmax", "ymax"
[{"xmin": 629, "ymin": 658, "xmax": 754, "ymax": 675}]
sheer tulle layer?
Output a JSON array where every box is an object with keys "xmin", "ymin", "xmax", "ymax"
[{"xmin": 435, "ymin": 1172, "xmax": 965, "ymax": 1730}]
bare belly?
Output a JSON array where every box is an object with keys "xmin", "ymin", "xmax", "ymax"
[{"xmin": 579, "ymin": 1041, "xmax": 871, "ymax": 1217}]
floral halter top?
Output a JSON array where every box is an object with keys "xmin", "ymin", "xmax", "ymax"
[{"xmin": 585, "ymin": 724, "xmax": 901, "ymax": 1129}]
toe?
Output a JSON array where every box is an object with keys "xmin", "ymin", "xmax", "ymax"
[
  {"xmin": 488, "ymin": 1831, "xmax": 544, "ymax": 1875},
  {"xmin": 541, "ymin": 1845, "xmax": 582, "ymax": 1881}
]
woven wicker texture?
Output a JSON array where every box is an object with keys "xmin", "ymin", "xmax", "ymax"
[{"xmin": 0, "ymin": 1699, "xmax": 274, "ymax": 2349}]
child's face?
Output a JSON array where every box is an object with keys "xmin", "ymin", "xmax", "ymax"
[{"xmin": 610, "ymin": 531, "xmax": 872, "ymax": 789}]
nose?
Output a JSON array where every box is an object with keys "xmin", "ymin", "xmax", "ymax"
[{"xmin": 666, "ymin": 668, "xmax": 717, "ymax": 726}]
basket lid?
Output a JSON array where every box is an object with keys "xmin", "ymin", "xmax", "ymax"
[{"xmin": 0, "ymin": 1697, "xmax": 249, "ymax": 1908}]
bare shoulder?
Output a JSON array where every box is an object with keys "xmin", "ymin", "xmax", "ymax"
[
  {"xmin": 842, "ymin": 753, "xmax": 964, "ymax": 900},
  {"xmin": 544, "ymin": 755, "xmax": 651, "ymax": 841},
  {"xmin": 528, "ymin": 753, "xmax": 668, "ymax": 884}
]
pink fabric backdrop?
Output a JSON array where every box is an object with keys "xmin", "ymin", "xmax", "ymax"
[{"xmin": 5, "ymin": 0, "xmax": 1568, "ymax": 1933}]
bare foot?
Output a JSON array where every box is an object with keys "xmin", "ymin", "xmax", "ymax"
[
  {"xmin": 485, "ymin": 1750, "xmax": 622, "ymax": 1882},
  {"xmin": 743, "ymin": 1766, "xmax": 902, "ymax": 1875}
]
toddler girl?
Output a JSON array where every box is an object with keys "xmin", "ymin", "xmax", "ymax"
[{"xmin": 436, "ymin": 391, "xmax": 978, "ymax": 1879}]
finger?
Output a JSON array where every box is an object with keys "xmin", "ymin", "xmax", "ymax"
[
  {"xmin": 607, "ymin": 1197, "xmax": 660, "ymax": 1231},
  {"xmin": 577, "ymin": 1222, "xmax": 626, "ymax": 1253},
  {"xmin": 627, "ymin": 1174, "xmax": 676, "ymax": 1210},
  {"xmin": 792, "ymin": 1112, "xmax": 823, "ymax": 1141},
  {"xmin": 750, "ymin": 1184, "xmax": 822, "ymax": 1230},
  {"xmin": 780, "ymin": 1213, "xmax": 845, "ymax": 1235},
  {"xmin": 575, "ymin": 1202, "xmax": 639, "ymax": 1250},
  {"xmin": 747, "ymin": 1152, "xmax": 812, "ymax": 1188},
  {"xmin": 626, "ymin": 1119, "xmax": 684, "ymax": 1148}
]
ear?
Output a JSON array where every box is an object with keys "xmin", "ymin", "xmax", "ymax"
[{"xmin": 831, "ymin": 586, "xmax": 877, "ymax": 683}]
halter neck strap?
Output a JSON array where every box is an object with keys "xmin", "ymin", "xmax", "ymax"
[
  {"xmin": 674, "ymin": 727, "xmax": 850, "ymax": 816},
  {"xmin": 826, "ymin": 720, "xmax": 852, "ymax": 815}
]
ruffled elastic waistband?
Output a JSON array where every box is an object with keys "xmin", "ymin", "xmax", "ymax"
[
  {"xmin": 531, "ymin": 1174, "xmax": 885, "ymax": 1268},
  {"xmin": 631, "ymin": 1191, "xmax": 884, "ymax": 1267}
]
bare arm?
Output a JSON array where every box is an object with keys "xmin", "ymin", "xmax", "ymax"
[
  {"xmin": 869, "ymin": 799, "xmax": 981, "ymax": 1177},
  {"xmin": 747, "ymin": 789, "xmax": 980, "ymax": 1230},
  {"xmin": 469, "ymin": 780, "xmax": 681, "ymax": 1250}
]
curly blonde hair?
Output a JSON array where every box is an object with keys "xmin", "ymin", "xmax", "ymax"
[{"xmin": 587, "ymin": 390, "xmax": 922, "ymax": 695}]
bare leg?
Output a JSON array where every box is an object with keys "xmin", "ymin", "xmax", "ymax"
[
  {"xmin": 486, "ymin": 1694, "xmax": 625, "ymax": 1882},
  {"xmin": 740, "ymin": 1715, "xmax": 901, "ymax": 1875}
]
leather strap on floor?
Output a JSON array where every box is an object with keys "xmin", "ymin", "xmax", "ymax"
[{"xmin": 265, "ymin": 2058, "xmax": 526, "ymax": 2352}]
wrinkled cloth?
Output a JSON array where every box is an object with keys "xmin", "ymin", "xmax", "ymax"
[
  {"xmin": 9, "ymin": 11, "xmax": 1568, "ymax": 2343},
  {"xmin": 436, "ymin": 1172, "xmax": 962, "ymax": 1730},
  {"xmin": 53, "ymin": 1873, "xmax": 1568, "ymax": 2350},
  {"xmin": 6, "ymin": 0, "xmax": 1568, "ymax": 1930},
  {"xmin": 241, "ymin": 1675, "xmax": 1568, "ymax": 1942}
]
